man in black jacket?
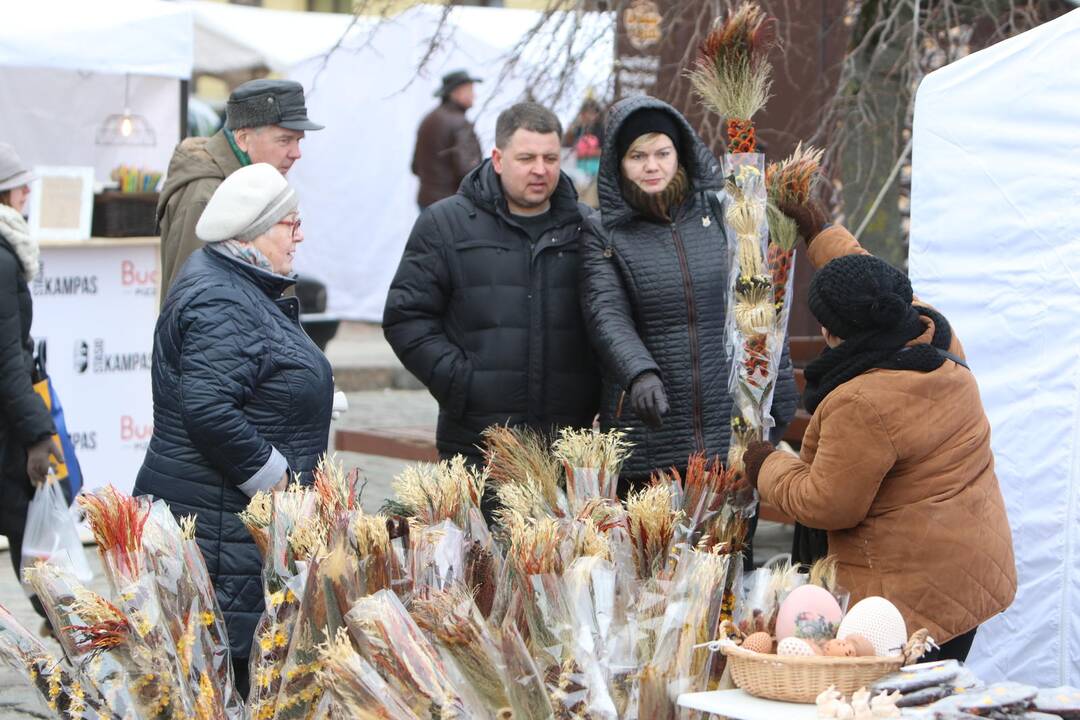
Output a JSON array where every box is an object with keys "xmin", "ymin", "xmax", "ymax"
[{"xmin": 385, "ymin": 102, "xmax": 601, "ymax": 516}]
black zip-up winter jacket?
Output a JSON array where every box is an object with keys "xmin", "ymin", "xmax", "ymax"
[
  {"xmin": 384, "ymin": 160, "xmax": 601, "ymax": 460},
  {"xmin": 580, "ymin": 96, "xmax": 797, "ymax": 478},
  {"xmin": 135, "ymin": 247, "xmax": 333, "ymax": 661},
  {"xmin": 0, "ymin": 233, "xmax": 54, "ymax": 537}
]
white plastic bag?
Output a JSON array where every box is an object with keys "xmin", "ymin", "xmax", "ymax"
[{"xmin": 20, "ymin": 477, "xmax": 93, "ymax": 593}]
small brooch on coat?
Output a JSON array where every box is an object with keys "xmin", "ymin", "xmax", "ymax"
[
  {"xmin": 603, "ymin": 246, "xmax": 613, "ymax": 258},
  {"xmin": 702, "ymin": 215, "xmax": 712, "ymax": 228}
]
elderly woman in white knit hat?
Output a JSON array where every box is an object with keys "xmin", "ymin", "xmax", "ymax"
[{"xmin": 134, "ymin": 162, "xmax": 334, "ymax": 698}]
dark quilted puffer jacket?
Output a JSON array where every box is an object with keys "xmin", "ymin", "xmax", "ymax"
[
  {"xmin": 580, "ymin": 96, "xmax": 797, "ymax": 478},
  {"xmin": 135, "ymin": 246, "xmax": 333, "ymax": 661},
  {"xmin": 384, "ymin": 159, "xmax": 601, "ymax": 460}
]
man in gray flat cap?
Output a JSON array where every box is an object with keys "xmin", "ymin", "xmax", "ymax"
[
  {"xmin": 412, "ymin": 70, "xmax": 484, "ymax": 210},
  {"xmin": 157, "ymin": 79, "xmax": 323, "ymax": 299}
]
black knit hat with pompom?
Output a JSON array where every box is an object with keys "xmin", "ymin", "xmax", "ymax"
[{"xmin": 808, "ymin": 254, "xmax": 916, "ymax": 339}]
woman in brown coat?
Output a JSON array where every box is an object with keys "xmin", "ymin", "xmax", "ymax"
[{"xmin": 743, "ymin": 211, "xmax": 1016, "ymax": 662}]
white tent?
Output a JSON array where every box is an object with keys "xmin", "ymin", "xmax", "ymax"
[
  {"xmin": 909, "ymin": 8, "xmax": 1080, "ymax": 686},
  {"xmin": 186, "ymin": 2, "xmax": 613, "ymax": 321},
  {"xmin": 0, "ymin": 0, "xmax": 193, "ymax": 180}
]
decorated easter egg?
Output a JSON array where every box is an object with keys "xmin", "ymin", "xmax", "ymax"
[
  {"xmin": 822, "ymin": 639, "xmax": 857, "ymax": 657},
  {"xmin": 775, "ymin": 585, "xmax": 844, "ymax": 641},
  {"xmin": 837, "ymin": 597, "xmax": 907, "ymax": 656},
  {"xmin": 777, "ymin": 636, "xmax": 818, "ymax": 657},
  {"xmin": 741, "ymin": 632, "xmax": 774, "ymax": 654},
  {"xmin": 845, "ymin": 633, "xmax": 876, "ymax": 657}
]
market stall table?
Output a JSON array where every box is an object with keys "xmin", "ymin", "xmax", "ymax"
[
  {"xmin": 678, "ymin": 689, "xmax": 927, "ymax": 718},
  {"xmin": 677, "ymin": 689, "xmax": 820, "ymax": 719}
]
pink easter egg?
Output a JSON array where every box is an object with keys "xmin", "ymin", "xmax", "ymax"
[{"xmin": 775, "ymin": 584, "xmax": 844, "ymax": 641}]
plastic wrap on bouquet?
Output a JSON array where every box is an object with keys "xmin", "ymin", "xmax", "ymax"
[
  {"xmin": 552, "ymin": 429, "xmax": 631, "ymax": 513},
  {"xmin": 412, "ymin": 585, "xmax": 510, "ymax": 714},
  {"xmin": 22, "ymin": 563, "xmax": 141, "ymax": 718},
  {"xmin": 721, "ymin": 152, "xmax": 794, "ymax": 472},
  {"xmin": 0, "ymin": 601, "xmax": 112, "ymax": 719},
  {"xmin": 409, "ymin": 519, "xmax": 468, "ymax": 594},
  {"xmin": 247, "ymin": 490, "xmax": 319, "ymax": 719},
  {"xmin": 345, "ymin": 589, "xmax": 475, "ymax": 717},
  {"xmin": 318, "ymin": 628, "xmax": 423, "ymax": 720},
  {"xmin": 144, "ymin": 504, "xmax": 241, "ymax": 719}
]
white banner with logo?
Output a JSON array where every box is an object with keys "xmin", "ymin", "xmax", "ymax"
[{"xmin": 30, "ymin": 240, "xmax": 159, "ymax": 496}]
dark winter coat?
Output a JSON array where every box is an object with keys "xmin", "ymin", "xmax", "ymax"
[
  {"xmin": 580, "ymin": 96, "xmax": 797, "ymax": 478},
  {"xmin": 411, "ymin": 101, "xmax": 483, "ymax": 208},
  {"xmin": 134, "ymin": 247, "xmax": 333, "ymax": 660},
  {"xmin": 0, "ymin": 231, "xmax": 54, "ymax": 537},
  {"xmin": 384, "ymin": 160, "xmax": 602, "ymax": 461}
]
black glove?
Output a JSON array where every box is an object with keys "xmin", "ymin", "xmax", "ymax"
[{"xmin": 630, "ymin": 372, "xmax": 669, "ymax": 430}]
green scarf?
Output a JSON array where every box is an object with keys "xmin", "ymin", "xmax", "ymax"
[{"xmin": 224, "ymin": 128, "xmax": 252, "ymax": 167}]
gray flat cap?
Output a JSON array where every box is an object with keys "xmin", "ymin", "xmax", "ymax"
[
  {"xmin": 226, "ymin": 79, "xmax": 324, "ymax": 132},
  {"xmin": 0, "ymin": 143, "xmax": 36, "ymax": 193}
]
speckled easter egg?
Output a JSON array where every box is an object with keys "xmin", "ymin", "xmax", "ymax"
[
  {"xmin": 777, "ymin": 636, "xmax": 818, "ymax": 657},
  {"xmin": 775, "ymin": 585, "xmax": 843, "ymax": 641},
  {"xmin": 823, "ymin": 639, "xmax": 857, "ymax": 657}
]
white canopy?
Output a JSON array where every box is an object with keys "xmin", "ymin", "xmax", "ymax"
[
  {"xmin": 0, "ymin": 0, "xmax": 194, "ymax": 79},
  {"xmin": 909, "ymin": 8, "xmax": 1080, "ymax": 686},
  {"xmin": 0, "ymin": 0, "xmax": 192, "ymax": 183},
  {"xmin": 187, "ymin": 1, "xmax": 361, "ymax": 75}
]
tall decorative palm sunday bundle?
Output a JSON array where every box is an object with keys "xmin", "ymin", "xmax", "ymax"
[{"xmin": 688, "ymin": 1, "xmax": 824, "ymax": 474}]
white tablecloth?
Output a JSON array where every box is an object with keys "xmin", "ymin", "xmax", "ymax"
[{"xmin": 677, "ymin": 689, "xmax": 819, "ymax": 719}]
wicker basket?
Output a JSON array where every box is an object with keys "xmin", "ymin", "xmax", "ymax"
[
  {"xmin": 91, "ymin": 192, "xmax": 159, "ymax": 237},
  {"xmin": 721, "ymin": 630, "xmax": 930, "ymax": 703}
]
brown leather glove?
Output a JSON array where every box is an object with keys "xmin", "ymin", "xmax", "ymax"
[
  {"xmin": 25, "ymin": 437, "xmax": 61, "ymax": 487},
  {"xmin": 777, "ymin": 196, "xmax": 830, "ymax": 247},
  {"xmin": 742, "ymin": 440, "xmax": 777, "ymax": 489}
]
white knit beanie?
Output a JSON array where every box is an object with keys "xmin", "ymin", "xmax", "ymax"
[{"xmin": 196, "ymin": 163, "xmax": 298, "ymax": 243}]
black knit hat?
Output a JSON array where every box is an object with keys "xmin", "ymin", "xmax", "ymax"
[
  {"xmin": 616, "ymin": 108, "xmax": 682, "ymax": 161},
  {"xmin": 808, "ymin": 254, "xmax": 916, "ymax": 339}
]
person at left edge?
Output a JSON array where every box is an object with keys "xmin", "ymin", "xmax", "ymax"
[
  {"xmin": 384, "ymin": 102, "xmax": 602, "ymax": 522},
  {"xmin": 0, "ymin": 143, "xmax": 65, "ymax": 635},
  {"xmin": 134, "ymin": 164, "xmax": 333, "ymax": 698}
]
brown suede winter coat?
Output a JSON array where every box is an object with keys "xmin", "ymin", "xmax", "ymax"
[
  {"xmin": 411, "ymin": 101, "xmax": 482, "ymax": 208},
  {"xmin": 757, "ymin": 226, "xmax": 1017, "ymax": 644}
]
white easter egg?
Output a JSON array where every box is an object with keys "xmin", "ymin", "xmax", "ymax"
[{"xmin": 837, "ymin": 596, "xmax": 907, "ymax": 656}]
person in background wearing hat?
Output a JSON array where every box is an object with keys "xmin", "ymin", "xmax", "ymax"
[
  {"xmin": 579, "ymin": 97, "xmax": 796, "ymax": 495},
  {"xmin": 411, "ymin": 70, "xmax": 484, "ymax": 210},
  {"xmin": 0, "ymin": 143, "xmax": 64, "ymax": 634},
  {"xmin": 157, "ymin": 78, "xmax": 323, "ymax": 301},
  {"xmin": 741, "ymin": 198, "xmax": 1016, "ymax": 662},
  {"xmin": 135, "ymin": 164, "xmax": 334, "ymax": 697},
  {"xmin": 385, "ymin": 102, "xmax": 601, "ymax": 521}
]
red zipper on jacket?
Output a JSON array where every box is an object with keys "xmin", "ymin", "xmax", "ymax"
[{"xmin": 671, "ymin": 222, "xmax": 705, "ymax": 453}]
